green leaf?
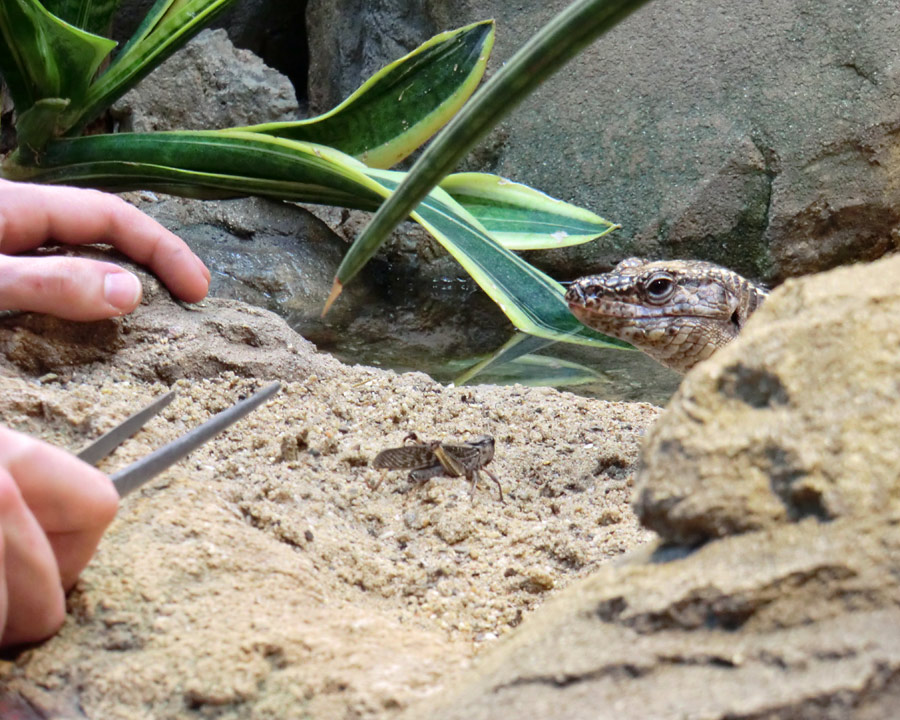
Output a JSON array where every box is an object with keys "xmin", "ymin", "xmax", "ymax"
[
  {"xmin": 5, "ymin": 131, "xmax": 389, "ymax": 208},
  {"xmin": 454, "ymin": 330, "xmax": 635, "ymax": 386},
  {"xmin": 453, "ymin": 332, "xmax": 557, "ymax": 385},
  {"xmin": 68, "ymin": 0, "xmax": 239, "ymax": 132},
  {"xmin": 43, "ymin": 0, "xmax": 120, "ymax": 35},
  {"xmin": 440, "ymin": 172, "xmax": 619, "ymax": 250},
  {"xmin": 241, "ymin": 21, "xmax": 494, "ymax": 169},
  {"xmin": 4, "ymin": 129, "xmax": 628, "ymax": 351},
  {"xmin": 16, "ymin": 97, "xmax": 70, "ymax": 154},
  {"xmin": 455, "ymin": 353, "xmax": 605, "ymax": 389},
  {"xmin": 0, "ymin": 0, "xmax": 116, "ymax": 113},
  {"xmin": 368, "ymin": 169, "xmax": 630, "ymax": 348},
  {"xmin": 332, "ymin": 0, "xmax": 652, "ymax": 294}
]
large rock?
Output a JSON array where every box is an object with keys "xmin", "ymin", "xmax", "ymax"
[
  {"xmin": 635, "ymin": 252, "xmax": 900, "ymax": 544},
  {"xmin": 123, "ymin": 193, "xmax": 382, "ymax": 337},
  {"xmin": 111, "ymin": 2, "xmax": 309, "ymax": 99},
  {"xmin": 393, "ymin": 254, "xmax": 900, "ymax": 718},
  {"xmin": 111, "ymin": 29, "xmax": 299, "ymax": 131},
  {"xmin": 306, "ymin": 0, "xmax": 900, "ymax": 282},
  {"xmin": 400, "ymin": 516, "xmax": 900, "ymax": 720}
]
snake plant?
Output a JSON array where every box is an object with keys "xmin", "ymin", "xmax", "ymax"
[{"xmin": 0, "ymin": 0, "xmax": 633, "ymax": 367}]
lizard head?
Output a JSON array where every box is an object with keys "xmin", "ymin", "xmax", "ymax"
[{"xmin": 565, "ymin": 257, "xmax": 767, "ymax": 373}]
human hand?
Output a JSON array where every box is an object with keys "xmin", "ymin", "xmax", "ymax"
[
  {"xmin": 0, "ymin": 179, "xmax": 210, "ymax": 321},
  {"xmin": 0, "ymin": 425, "xmax": 118, "ymax": 647}
]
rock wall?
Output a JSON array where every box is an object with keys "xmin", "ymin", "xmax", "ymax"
[
  {"xmin": 306, "ymin": 0, "xmax": 900, "ymax": 282},
  {"xmin": 97, "ymin": 1, "xmax": 900, "ymax": 284}
]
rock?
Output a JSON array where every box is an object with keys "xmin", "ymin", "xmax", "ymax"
[
  {"xmin": 0, "ymin": 263, "xmax": 321, "ymax": 384},
  {"xmin": 635, "ymin": 252, "xmax": 900, "ymax": 544},
  {"xmin": 112, "ymin": 1, "xmax": 309, "ymax": 100},
  {"xmin": 111, "ymin": 29, "xmax": 299, "ymax": 132},
  {"xmin": 306, "ymin": 0, "xmax": 900, "ymax": 281},
  {"xmin": 123, "ymin": 193, "xmax": 385, "ymax": 339},
  {"xmin": 399, "ymin": 516, "xmax": 900, "ymax": 720}
]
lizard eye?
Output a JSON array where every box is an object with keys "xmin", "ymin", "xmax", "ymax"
[{"xmin": 645, "ymin": 275, "xmax": 675, "ymax": 302}]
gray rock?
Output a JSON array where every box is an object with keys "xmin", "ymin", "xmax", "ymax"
[
  {"xmin": 116, "ymin": 193, "xmax": 511, "ymax": 374},
  {"xmin": 306, "ymin": 0, "xmax": 900, "ymax": 282},
  {"xmin": 111, "ymin": 1, "xmax": 308, "ymax": 99},
  {"xmin": 111, "ymin": 29, "xmax": 299, "ymax": 131},
  {"xmin": 124, "ymin": 193, "xmax": 381, "ymax": 339},
  {"xmin": 635, "ymin": 251, "xmax": 900, "ymax": 544}
]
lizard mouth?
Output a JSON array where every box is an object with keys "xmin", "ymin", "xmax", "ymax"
[{"xmin": 566, "ymin": 297, "xmax": 723, "ymax": 322}]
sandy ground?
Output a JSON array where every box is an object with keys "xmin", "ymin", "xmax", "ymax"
[{"xmin": 0, "ymin": 286, "xmax": 659, "ymax": 719}]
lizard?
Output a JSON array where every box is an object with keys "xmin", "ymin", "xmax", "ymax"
[{"xmin": 565, "ymin": 257, "xmax": 769, "ymax": 374}]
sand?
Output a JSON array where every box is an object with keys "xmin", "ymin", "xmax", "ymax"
[{"xmin": 0, "ymin": 278, "xmax": 659, "ymax": 719}]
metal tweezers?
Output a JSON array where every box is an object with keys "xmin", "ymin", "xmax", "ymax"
[{"xmin": 77, "ymin": 381, "xmax": 280, "ymax": 497}]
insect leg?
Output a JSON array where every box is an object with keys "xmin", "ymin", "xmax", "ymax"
[
  {"xmin": 408, "ymin": 464, "xmax": 446, "ymax": 484},
  {"xmin": 467, "ymin": 470, "xmax": 479, "ymax": 499},
  {"xmin": 432, "ymin": 443, "xmax": 466, "ymax": 478},
  {"xmin": 482, "ymin": 468, "xmax": 504, "ymax": 504}
]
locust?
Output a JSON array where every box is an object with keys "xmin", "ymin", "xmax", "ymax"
[{"xmin": 371, "ymin": 433, "xmax": 504, "ymax": 502}]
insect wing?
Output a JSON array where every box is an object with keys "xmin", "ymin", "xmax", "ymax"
[
  {"xmin": 440, "ymin": 436, "xmax": 495, "ymax": 474},
  {"xmin": 373, "ymin": 444, "xmax": 437, "ymax": 470},
  {"xmin": 435, "ymin": 445, "xmax": 485, "ymax": 475}
]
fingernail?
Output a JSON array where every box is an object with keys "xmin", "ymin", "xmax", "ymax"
[
  {"xmin": 195, "ymin": 255, "xmax": 211, "ymax": 283},
  {"xmin": 104, "ymin": 272, "xmax": 142, "ymax": 311}
]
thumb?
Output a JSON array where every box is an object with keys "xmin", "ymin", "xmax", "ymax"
[{"xmin": 0, "ymin": 255, "xmax": 143, "ymax": 321}]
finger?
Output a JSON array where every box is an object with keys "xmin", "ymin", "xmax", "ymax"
[
  {"xmin": 0, "ymin": 529, "xmax": 6, "ymax": 645},
  {"xmin": 0, "ymin": 468, "xmax": 66, "ymax": 646},
  {"xmin": 0, "ymin": 427, "xmax": 118, "ymax": 588},
  {"xmin": 0, "ymin": 254, "xmax": 144, "ymax": 320},
  {"xmin": 0, "ymin": 180, "xmax": 210, "ymax": 302}
]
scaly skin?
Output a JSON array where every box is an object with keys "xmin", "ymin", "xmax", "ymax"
[{"xmin": 565, "ymin": 258, "xmax": 768, "ymax": 373}]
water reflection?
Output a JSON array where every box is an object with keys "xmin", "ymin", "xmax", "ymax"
[{"xmin": 320, "ymin": 323, "xmax": 680, "ymax": 407}]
